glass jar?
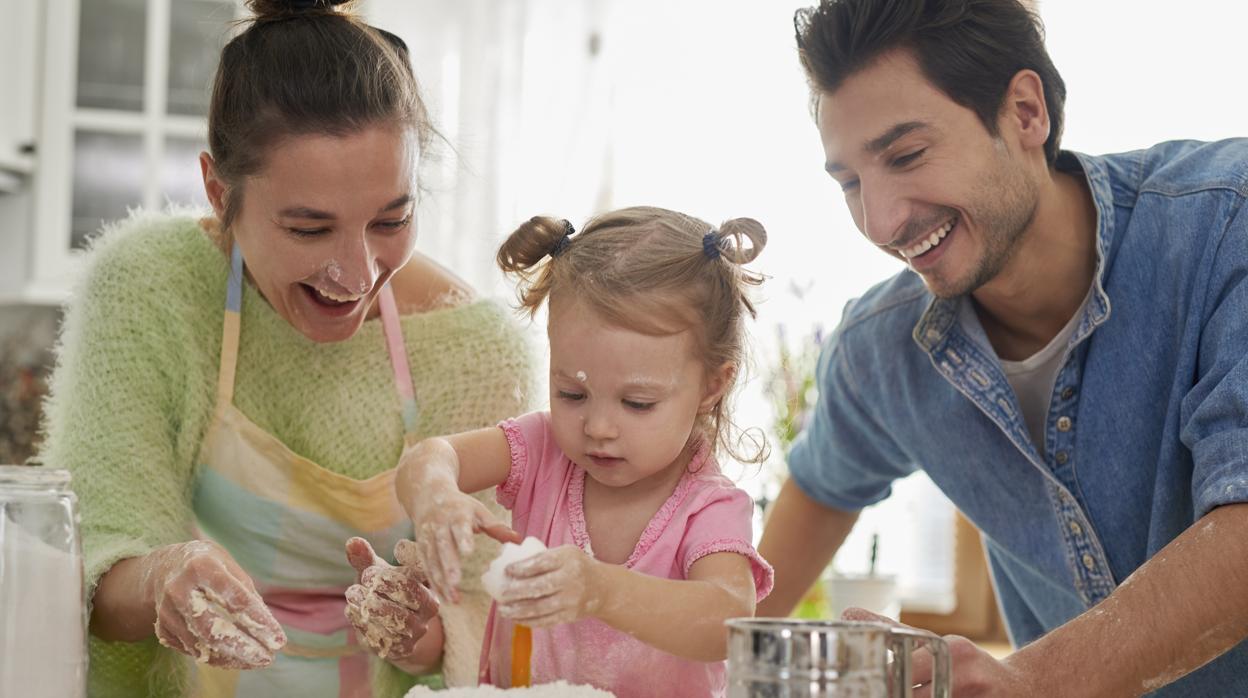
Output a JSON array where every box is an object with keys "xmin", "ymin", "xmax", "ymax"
[{"xmin": 0, "ymin": 466, "xmax": 87, "ymax": 697}]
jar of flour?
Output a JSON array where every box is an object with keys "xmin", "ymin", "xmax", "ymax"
[{"xmin": 0, "ymin": 466, "xmax": 87, "ymax": 697}]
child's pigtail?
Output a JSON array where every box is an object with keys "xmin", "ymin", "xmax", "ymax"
[
  {"xmin": 496, "ymin": 216, "xmax": 575, "ymax": 316},
  {"xmin": 713, "ymin": 217, "xmax": 767, "ymax": 266}
]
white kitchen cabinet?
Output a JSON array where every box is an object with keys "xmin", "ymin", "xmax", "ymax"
[
  {"xmin": 0, "ymin": 0, "xmax": 40, "ymax": 181},
  {"xmin": 0, "ymin": 0, "xmax": 235, "ymax": 304}
]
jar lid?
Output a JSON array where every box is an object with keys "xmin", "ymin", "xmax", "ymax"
[{"xmin": 0, "ymin": 465, "xmax": 72, "ymax": 490}]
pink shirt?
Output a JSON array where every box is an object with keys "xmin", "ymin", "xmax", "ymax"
[{"xmin": 478, "ymin": 411, "xmax": 774, "ymax": 698}]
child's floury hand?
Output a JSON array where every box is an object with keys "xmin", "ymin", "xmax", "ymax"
[
  {"xmin": 415, "ymin": 487, "xmax": 520, "ymax": 604},
  {"xmin": 495, "ymin": 545, "xmax": 604, "ymax": 627}
]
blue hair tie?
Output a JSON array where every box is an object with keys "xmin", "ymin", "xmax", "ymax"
[
  {"xmin": 550, "ymin": 219, "xmax": 576, "ymax": 258},
  {"xmin": 702, "ymin": 229, "xmax": 723, "ymax": 260}
]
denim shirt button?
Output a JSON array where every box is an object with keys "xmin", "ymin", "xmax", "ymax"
[
  {"xmin": 1068, "ymin": 520, "xmax": 1082, "ymax": 536},
  {"xmin": 926, "ymin": 328, "xmax": 941, "ymax": 342},
  {"xmin": 1057, "ymin": 416, "xmax": 1073, "ymax": 432},
  {"xmin": 1082, "ymin": 553, "xmax": 1096, "ymax": 571},
  {"xmin": 1061, "ymin": 386, "xmax": 1075, "ymax": 400},
  {"xmin": 1055, "ymin": 450, "xmax": 1069, "ymax": 465}
]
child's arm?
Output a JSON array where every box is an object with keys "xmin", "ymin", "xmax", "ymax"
[
  {"xmin": 496, "ymin": 547, "xmax": 757, "ymax": 662},
  {"xmin": 395, "ymin": 427, "xmax": 521, "ymax": 603}
]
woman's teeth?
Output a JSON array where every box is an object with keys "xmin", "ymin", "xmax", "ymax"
[
  {"xmin": 313, "ymin": 287, "xmax": 364, "ymax": 304},
  {"xmin": 902, "ymin": 219, "xmax": 955, "ymax": 259}
]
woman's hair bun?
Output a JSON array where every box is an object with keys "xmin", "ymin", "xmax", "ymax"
[
  {"xmin": 715, "ymin": 217, "xmax": 767, "ymax": 265},
  {"xmin": 246, "ymin": 0, "xmax": 354, "ymax": 19}
]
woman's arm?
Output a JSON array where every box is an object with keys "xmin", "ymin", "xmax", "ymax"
[{"xmin": 498, "ymin": 548, "xmax": 757, "ymax": 662}]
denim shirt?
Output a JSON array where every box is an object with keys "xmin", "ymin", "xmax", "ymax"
[{"xmin": 788, "ymin": 139, "xmax": 1248, "ymax": 696}]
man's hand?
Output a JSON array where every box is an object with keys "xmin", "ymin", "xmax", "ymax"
[{"xmin": 841, "ymin": 608, "xmax": 1035, "ymax": 697}]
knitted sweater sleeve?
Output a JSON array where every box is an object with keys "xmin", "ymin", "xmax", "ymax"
[{"xmin": 39, "ymin": 219, "xmax": 205, "ymax": 696}]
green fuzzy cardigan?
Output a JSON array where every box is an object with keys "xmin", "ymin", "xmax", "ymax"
[{"xmin": 38, "ymin": 211, "xmax": 540, "ymax": 697}]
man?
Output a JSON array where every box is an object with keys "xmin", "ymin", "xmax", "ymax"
[{"xmin": 757, "ymin": 1, "xmax": 1248, "ymax": 695}]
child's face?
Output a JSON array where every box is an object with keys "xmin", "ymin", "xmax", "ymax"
[{"xmin": 546, "ymin": 297, "xmax": 728, "ymax": 492}]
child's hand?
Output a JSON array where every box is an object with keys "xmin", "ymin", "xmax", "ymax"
[
  {"xmin": 413, "ymin": 485, "xmax": 520, "ymax": 604},
  {"xmin": 495, "ymin": 545, "xmax": 604, "ymax": 627}
]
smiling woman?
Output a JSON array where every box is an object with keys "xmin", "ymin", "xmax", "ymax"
[{"xmin": 35, "ymin": 1, "xmax": 540, "ymax": 697}]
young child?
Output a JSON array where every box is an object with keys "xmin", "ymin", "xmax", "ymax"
[{"xmin": 396, "ymin": 206, "xmax": 773, "ymax": 697}]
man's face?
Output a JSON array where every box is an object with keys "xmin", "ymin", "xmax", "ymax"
[{"xmin": 817, "ymin": 50, "xmax": 1039, "ymax": 298}]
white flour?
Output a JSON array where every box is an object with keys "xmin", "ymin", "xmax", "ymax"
[
  {"xmin": 405, "ymin": 680, "xmax": 615, "ymax": 697},
  {"xmin": 0, "ymin": 518, "xmax": 86, "ymax": 697}
]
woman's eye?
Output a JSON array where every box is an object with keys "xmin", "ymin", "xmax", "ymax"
[
  {"xmin": 288, "ymin": 227, "xmax": 330, "ymax": 237},
  {"xmin": 557, "ymin": 391, "xmax": 585, "ymax": 402},
  {"xmin": 891, "ymin": 149, "xmax": 926, "ymax": 168},
  {"xmin": 376, "ymin": 216, "xmax": 412, "ymax": 231},
  {"xmin": 623, "ymin": 399, "xmax": 656, "ymax": 411}
]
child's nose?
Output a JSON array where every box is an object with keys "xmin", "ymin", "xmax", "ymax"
[{"xmin": 583, "ymin": 408, "xmax": 618, "ymax": 441}]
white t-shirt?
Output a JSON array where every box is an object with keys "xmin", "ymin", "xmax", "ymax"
[{"xmin": 965, "ymin": 289, "xmax": 1092, "ymax": 458}]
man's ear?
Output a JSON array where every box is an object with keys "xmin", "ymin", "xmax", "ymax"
[
  {"xmin": 699, "ymin": 361, "xmax": 737, "ymax": 414},
  {"xmin": 1000, "ymin": 69, "xmax": 1050, "ymax": 154}
]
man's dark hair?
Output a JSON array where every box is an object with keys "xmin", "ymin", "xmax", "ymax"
[{"xmin": 795, "ymin": 0, "xmax": 1067, "ymax": 165}]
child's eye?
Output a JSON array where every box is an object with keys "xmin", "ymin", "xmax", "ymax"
[
  {"xmin": 623, "ymin": 399, "xmax": 655, "ymax": 411},
  {"xmin": 557, "ymin": 391, "xmax": 585, "ymax": 402}
]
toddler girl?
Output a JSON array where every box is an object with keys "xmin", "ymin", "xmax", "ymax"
[{"xmin": 397, "ymin": 207, "xmax": 773, "ymax": 697}]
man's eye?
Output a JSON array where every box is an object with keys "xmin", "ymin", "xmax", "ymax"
[
  {"xmin": 891, "ymin": 149, "xmax": 926, "ymax": 168},
  {"xmin": 557, "ymin": 391, "xmax": 585, "ymax": 402},
  {"xmin": 623, "ymin": 399, "xmax": 655, "ymax": 411}
]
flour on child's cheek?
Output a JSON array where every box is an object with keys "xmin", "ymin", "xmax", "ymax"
[{"xmin": 575, "ymin": 370, "xmax": 587, "ymax": 383}]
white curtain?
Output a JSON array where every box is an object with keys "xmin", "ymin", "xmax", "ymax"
[{"xmin": 364, "ymin": 0, "xmax": 614, "ymax": 297}]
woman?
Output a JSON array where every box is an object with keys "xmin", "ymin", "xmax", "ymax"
[{"xmin": 37, "ymin": 1, "xmax": 538, "ymax": 695}]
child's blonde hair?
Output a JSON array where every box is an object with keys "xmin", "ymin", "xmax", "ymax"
[{"xmin": 497, "ymin": 206, "xmax": 768, "ymax": 464}]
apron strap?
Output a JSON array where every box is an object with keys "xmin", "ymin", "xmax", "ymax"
[
  {"xmin": 378, "ymin": 284, "xmax": 421, "ymax": 440},
  {"xmin": 215, "ymin": 243, "xmax": 245, "ymax": 408}
]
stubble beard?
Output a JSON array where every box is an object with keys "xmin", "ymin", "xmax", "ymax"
[{"xmin": 925, "ymin": 153, "xmax": 1039, "ymax": 299}]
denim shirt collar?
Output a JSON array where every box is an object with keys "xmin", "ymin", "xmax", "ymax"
[{"xmin": 912, "ymin": 150, "xmax": 1116, "ymax": 356}]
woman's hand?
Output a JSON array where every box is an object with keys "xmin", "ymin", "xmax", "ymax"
[
  {"xmin": 141, "ymin": 540, "xmax": 287, "ymax": 668},
  {"xmin": 494, "ymin": 545, "xmax": 605, "ymax": 628},
  {"xmin": 344, "ymin": 537, "xmax": 440, "ymax": 668}
]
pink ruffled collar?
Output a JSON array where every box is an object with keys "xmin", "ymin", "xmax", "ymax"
[{"xmin": 567, "ymin": 440, "xmax": 713, "ymax": 568}]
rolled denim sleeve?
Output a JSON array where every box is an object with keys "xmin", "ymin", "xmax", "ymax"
[
  {"xmin": 1182, "ymin": 196, "xmax": 1248, "ymax": 518},
  {"xmin": 787, "ymin": 308, "xmax": 917, "ymax": 512}
]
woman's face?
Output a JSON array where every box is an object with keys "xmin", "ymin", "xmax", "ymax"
[{"xmin": 203, "ymin": 125, "xmax": 420, "ymax": 343}]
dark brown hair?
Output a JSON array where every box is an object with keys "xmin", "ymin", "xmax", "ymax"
[
  {"xmin": 795, "ymin": 0, "xmax": 1067, "ymax": 165},
  {"xmin": 209, "ymin": 0, "xmax": 432, "ymax": 228},
  {"xmin": 498, "ymin": 207, "xmax": 770, "ymax": 465}
]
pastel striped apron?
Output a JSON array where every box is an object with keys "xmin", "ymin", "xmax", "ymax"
[{"xmin": 191, "ymin": 244, "xmax": 422, "ymax": 697}]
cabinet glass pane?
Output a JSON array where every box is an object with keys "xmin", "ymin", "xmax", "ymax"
[
  {"xmin": 71, "ymin": 131, "xmax": 145, "ymax": 249},
  {"xmin": 168, "ymin": 1, "xmax": 234, "ymax": 116},
  {"xmin": 77, "ymin": 0, "xmax": 147, "ymax": 111},
  {"xmin": 162, "ymin": 137, "xmax": 209, "ymax": 208}
]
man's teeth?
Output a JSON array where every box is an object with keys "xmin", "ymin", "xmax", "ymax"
[
  {"xmin": 902, "ymin": 219, "xmax": 955, "ymax": 259},
  {"xmin": 314, "ymin": 287, "xmax": 364, "ymax": 303}
]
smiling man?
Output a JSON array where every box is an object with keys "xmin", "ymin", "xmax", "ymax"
[{"xmin": 756, "ymin": 1, "xmax": 1248, "ymax": 695}]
